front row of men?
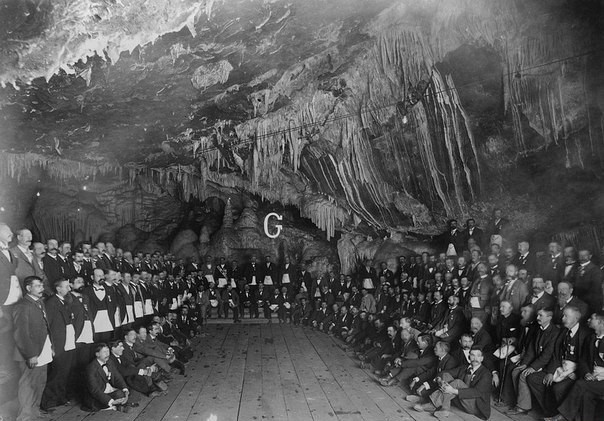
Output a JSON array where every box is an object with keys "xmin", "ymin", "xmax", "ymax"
[
  {"xmin": 12, "ymin": 275, "xmax": 192, "ymax": 421},
  {"xmin": 301, "ymin": 298, "xmax": 604, "ymax": 421}
]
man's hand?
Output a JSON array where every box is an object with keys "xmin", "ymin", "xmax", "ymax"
[
  {"xmin": 543, "ymin": 373, "xmax": 554, "ymax": 386},
  {"xmin": 26, "ymin": 357, "xmax": 38, "ymax": 369},
  {"xmin": 567, "ymin": 372, "xmax": 576, "ymax": 380},
  {"xmin": 492, "ymin": 372, "xmax": 500, "ymax": 388},
  {"xmin": 522, "ymin": 367, "xmax": 535, "ymax": 377},
  {"xmin": 440, "ymin": 383, "xmax": 458, "ymax": 395},
  {"xmin": 516, "ymin": 364, "xmax": 527, "ymax": 371},
  {"xmin": 585, "ymin": 373, "xmax": 596, "ymax": 381},
  {"xmin": 409, "ymin": 379, "xmax": 417, "ymax": 389}
]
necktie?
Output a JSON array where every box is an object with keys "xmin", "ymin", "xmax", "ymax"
[{"xmin": 463, "ymin": 366, "xmax": 473, "ymax": 385}]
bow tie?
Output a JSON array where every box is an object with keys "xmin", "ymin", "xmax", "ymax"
[
  {"xmin": 0, "ymin": 246, "xmax": 8, "ymax": 251},
  {"xmin": 94, "ymin": 286, "xmax": 105, "ymax": 291}
]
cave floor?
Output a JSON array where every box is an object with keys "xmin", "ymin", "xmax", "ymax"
[{"xmin": 2, "ymin": 324, "xmax": 536, "ymax": 421}]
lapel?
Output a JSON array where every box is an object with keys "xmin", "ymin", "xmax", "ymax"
[{"xmin": 0, "ymin": 249, "xmax": 15, "ymax": 267}]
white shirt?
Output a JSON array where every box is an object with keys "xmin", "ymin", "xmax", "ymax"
[{"xmin": 569, "ymin": 323, "xmax": 580, "ymax": 338}]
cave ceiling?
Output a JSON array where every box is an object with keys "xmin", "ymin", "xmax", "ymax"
[{"xmin": 0, "ymin": 0, "xmax": 602, "ymax": 240}]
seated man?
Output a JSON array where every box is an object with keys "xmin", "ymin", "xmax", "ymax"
[
  {"xmin": 109, "ymin": 340, "xmax": 164, "ymax": 398},
  {"xmin": 406, "ymin": 341, "xmax": 458, "ymax": 403},
  {"xmin": 133, "ymin": 324, "xmax": 185, "ymax": 375},
  {"xmin": 378, "ymin": 328, "xmax": 420, "ymax": 384},
  {"xmin": 431, "ymin": 296, "xmax": 465, "ymax": 344},
  {"xmin": 526, "ymin": 306, "xmax": 591, "ymax": 418},
  {"xmin": 548, "ymin": 311, "xmax": 604, "ymax": 421},
  {"xmin": 85, "ymin": 343, "xmax": 131, "ymax": 413},
  {"xmin": 292, "ymin": 296, "xmax": 312, "ymax": 326},
  {"xmin": 367, "ymin": 324, "xmax": 401, "ymax": 375},
  {"xmin": 506, "ymin": 308, "xmax": 560, "ymax": 415},
  {"xmin": 381, "ymin": 334, "xmax": 436, "ymax": 387},
  {"xmin": 331, "ymin": 305, "xmax": 353, "ymax": 337},
  {"xmin": 414, "ymin": 346, "xmax": 493, "ymax": 420}
]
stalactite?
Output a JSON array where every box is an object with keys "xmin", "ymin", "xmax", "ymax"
[{"xmin": 0, "ymin": 152, "xmax": 121, "ymax": 183}]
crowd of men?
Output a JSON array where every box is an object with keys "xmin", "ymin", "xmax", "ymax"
[{"xmin": 1, "ymin": 211, "xmax": 604, "ymax": 421}]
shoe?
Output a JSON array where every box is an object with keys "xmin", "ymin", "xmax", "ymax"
[
  {"xmin": 155, "ymin": 381, "xmax": 168, "ymax": 391},
  {"xmin": 39, "ymin": 407, "xmax": 56, "ymax": 415},
  {"xmin": 149, "ymin": 391, "xmax": 162, "ymax": 398},
  {"xmin": 359, "ymin": 362, "xmax": 367, "ymax": 369},
  {"xmin": 434, "ymin": 410, "xmax": 451, "ymax": 418},
  {"xmin": 380, "ymin": 377, "xmax": 398, "ymax": 387},
  {"xmin": 116, "ymin": 405, "xmax": 131, "ymax": 413},
  {"xmin": 506, "ymin": 407, "xmax": 529, "ymax": 415},
  {"xmin": 413, "ymin": 404, "xmax": 425, "ymax": 412},
  {"xmin": 544, "ymin": 416, "xmax": 567, "ymax": 421},
  {"xmin": 405, "ymin": 395, "xmax": 421, "ymax": 403},
  {"xmin": 493, "ymin": 400, "xmax": 508, "ymax": 407},
  {"xmin": 373, "ymin": 370, "xmax": 383, "ymax": 376}
]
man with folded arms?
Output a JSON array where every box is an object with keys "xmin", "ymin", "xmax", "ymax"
[
  {"xmin": 414, "ymin": 346, "xmax": 493, "ymax": 420},
  {"xmin": 406, "ymin": 341, "xmax": 458, "ymax": 404}
]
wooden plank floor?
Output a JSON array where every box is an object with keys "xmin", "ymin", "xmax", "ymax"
[{"xmin": 2, "ymin": 324, "xmax": 541, "ymax": 421}]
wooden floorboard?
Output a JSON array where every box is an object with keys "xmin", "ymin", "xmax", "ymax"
[{"xmin": 38, "ymin": 323, "xmax": 541, "ymax": 421}]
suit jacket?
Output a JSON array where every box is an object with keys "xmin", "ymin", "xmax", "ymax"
[
  {"xmin": 436, "ymin": 306, "xmax": 465, "ymax": 342},
  {"xmin": 463, "ymin": 227, "xmax": 484, "ymax": 249},
  {"xmin": 133, "ymin": 336, "xmax": 169, "ymax": 361},
  {"xmin": 86, "ymin": 358, "xmax": 128, "ymax": 407},
  {"xmin": 473, "ymin": 328, "xmax": 494, "ymax": 353},
  {"xmin": 42, "ymin": 254, "xmax": 65, "ymax": 284},
  {"xmin": 400, "ymin": 347, "xmax": 437, "ymax": 374},
  {"xmin": 546, "ymin": 324, "xmax": 591, "ymax": 374},
  {"xmin": 69, "ymin": 292, "xmax": 91, "ymax": 341},
  {"xmin": 496, "ymin": 313, "xmax": 521, "ymax": 342},
  {"xmin": 512, "ymin": 252, "xmax": 538, "ymax": 275},
  {"xmin": 13, "ymin": 294, "xmax": 49, "ymax": 361},
  {"xmin": 501, "ymin": 279, "xmax": 529, "ymax": 314},
  {"xmin": 444, "ymin": 364, "xmax": 492, "ymax": 420},
  {"xmin": 539, "ymin": 254, "xmax": 565, "ymax": 285},
  {"xmin": 524, "ymin": 291, "xmax": 556, "ymax": 312},
  {"xmin": 578, "ymin": 333, "xmax": 604, "ymax": 379},
  {"xmin": 521, "ymin": 323, "xmax": 560, "ymax": 370},
  {"xmin": 469, "ymin": 275, "xmax": 493, "ymax": 310},
  {"xmin": 414, "ymin": 301, "xmax": 431, "ymax": 324},
  {"xmin": 10, "ymin": 246, "xmax": 37, "ymax": 284},
  {"xmin": 44, "ymin": 294, "xmax": 74, "ymax": 354},
  {"xmin": 429, "ymin": 300, "xmax": 447, "ymax": 327},
  {"xmin": 0, "ymin": 249, "xmax": 18, "ymax": 304},
  {"xmin": 417, "ymin": 353, "xmax": 458, "ymax": 385},
  {"xmin": 553, "ymin": 296, "xmax": 589, "ymax": 326},
  {"xmin": 574, "ymin": 262, "xmax": 603, "ymax": 313},
  {"xmin": 96, "ymin": 253, "xmax": 116, "ymax": 272}
]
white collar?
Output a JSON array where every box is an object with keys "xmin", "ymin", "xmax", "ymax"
[{"xmin": 569, "ymin": 323, "xmax": 580, "ymax": 338}]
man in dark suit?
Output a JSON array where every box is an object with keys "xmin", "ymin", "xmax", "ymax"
[
  {"xmin": 406, "ymin": 341, "xmax": 458, "ymax": 403},
  {"xmin": 428, "ymin": 290, "xmax": 447, "ymax": 329},
  {"xmin": 561, "ymin": 246, "xmax": 579, "ymax": 286},
  {"xmin": 553, "ymin": 311, "xmax": 604, "ymax": 421},
  {"xmin": 261, "ymin": 255, "xmax": 278, "ymax": 293},
  {"xmin": 0, "ymin": 223, "xmax": 20, "ymax": 358},
  {"xmin": 85, "ymin": 343, "xmax": 131, "ymax": 412},
  {"xmin": 575, "ymin": 249, "xmax": 603, "ymax": 315},
  {"xmin": 385, "ymin": 334, "xmax": 437, "ymax": 387},
  {"xmin": 507, "ymin": 308, "xmax": 560, "ymax": 415},
  {"xmin": 109, "ymin": 340, "xmax": 161, "ymax": 398},
  {"xmin": 222, "ymin": 284, "xmax": 240, "ymax": 323},
  {"xmin": 42, "ymin": 239, "xmax": 65, "ymax": 285},
  {"xmin": 439, "ymin": 219, "xmax": 465, "ymax": 256},
  {"xmin": 527, "ymin": 306, "xmax": 592, "ymax": 417},
  {"xmin": 540, "ymin": 242, "xmax": 565, "ymax": 290},
  {"xmin": 525, "ymin": 275, "xmax": 556, "ymax": 312},
  {"xmin": 553, "ymin": 281, "xmax": 589, "ymax": 326},
  {"xmin": 463, "ymin": 218, "xmax": 484, "ymax": 250},
  {"xmin": 432, "ymin": 296, "xmax": 465, "ymax": 344},
  {"xmin": 41, "ymin": 279, "xmax": 76, "ymax": 412},
  {"xmin": 512, "ymin": 241, "xmax": 538, "ymax": 276},
  {"xmin": 12, "ymin": 276, "xmax": 51, "ymax": 419},
  {"xmin": 415, "ymin": 347, "xmax": 493, "ymax": 420}
]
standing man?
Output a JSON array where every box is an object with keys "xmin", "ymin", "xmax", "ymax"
[
  {"xmin": 84, "ymin": 268, "xmax": 114, "ymax": 343},
  {"xmin": 575, "ymin": 249, "xmax": 603, "ymax": 315},
  {"xmin": 41, "ymin": 279, "xmax": 76, "ymax": 412},
  {"xmin": 11, "ymin": 228, "xmax": 36, "ymax": 285},
  {"xmin": 13, "ymin": 276, "xmax": 53, "ymax": 421}
]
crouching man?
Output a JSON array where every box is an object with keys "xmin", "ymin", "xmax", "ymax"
[{"xmin": 414, "ymin": 346, "xmax": 492, "ymax": 420}]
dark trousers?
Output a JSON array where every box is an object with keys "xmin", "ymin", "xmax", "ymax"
[
  {"xmin": 558, "ymin": 378, "xmax": 604, "ymax": 421},
  {"xmin": 41, "ymin": 350, "xmax": 74, "ymax": 409},
  {"xmin": 69, "ymin": 343, "xmax": 93, "ymax": 402},
  {"xmin": 526, "ymin": 371, "xmax": 575, "ymax": 416},
  {"xmin": 94, "ymin": 331, "xmax": 112, "ymax": 344},
  {"xmin": 124, "ymin": 374, "xmax": 155, "ymax": 396},
  {"xmin": 17, "ymin": 361, "xmax": 47, "ymax": 421},
  {"xmin": 224, "ymin": 304, "xmax": 239, "ymax": 321}
]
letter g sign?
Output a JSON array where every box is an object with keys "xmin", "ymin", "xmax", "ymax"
[{"xmin": 264, "ymin": 212, "xmax": 283, "ymax": 239}]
